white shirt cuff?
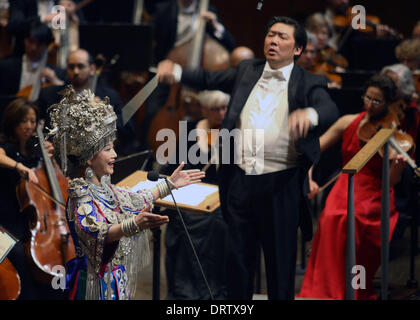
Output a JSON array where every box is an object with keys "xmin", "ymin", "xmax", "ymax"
[
  {"xmin": 213, "ymin": 23, "xmax": 225, "ymax": 39},
  {"xmin": 173, "ymin": 63, "xmax": 182, "ymax": 83},
  {"xmin": 305, "ymin": 107, "xmax": 319, "ymax": 127}
]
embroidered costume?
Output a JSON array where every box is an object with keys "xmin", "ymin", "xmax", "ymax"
[{"xmin": 47, "ymin": 87, "xmax": 167, "ymax": 300}]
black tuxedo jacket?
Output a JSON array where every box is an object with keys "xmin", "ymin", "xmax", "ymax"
[
  {"xmin": 0, "ymin": 56, "xmax": 65, "ymax": 96},
  {"xmin": 151, "ymin": 1, "xmax": 236, "ymax": 64},
  {"xmin": 181, "ymin": 59, "xmax": 339, "ymax": 240}
]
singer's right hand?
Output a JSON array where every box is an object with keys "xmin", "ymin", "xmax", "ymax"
[{"xmin": 135, "ymin": 205, "xmax": 169, "ymax": 230}]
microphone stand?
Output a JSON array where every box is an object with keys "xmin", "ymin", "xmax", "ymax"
[{"xmin": 163, "ymin": 177, "xmax": 214, "ymax": 300}]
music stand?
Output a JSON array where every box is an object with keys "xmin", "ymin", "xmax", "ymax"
[
  {"xmin": 78, "ymin": 24, "xmax": 153, "ymax": 71},
  {"xmin": 111, "ymin": 150, "xmax": 152, "ymax": 184},
  {"xmin": 117, "ymin": 171, "xmax": 220, "ymax": 300},
  {"xmin": 348, "ymin": 38, "xmax": 400, "ymax": 71},
  {"xmin": 339, "ymin": 70, "xmax": 376, "ymax": 89},
  {"xmin": 328, "ymin": 87, "xmax": 365, "ymax": 116}
]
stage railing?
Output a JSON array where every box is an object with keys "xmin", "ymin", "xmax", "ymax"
[{"xmin": 342, "ymin": 128, "xmax": 395, "ymax": 300}]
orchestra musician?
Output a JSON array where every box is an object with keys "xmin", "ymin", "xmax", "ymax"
[
  {"xmin": 0, "ymin": 98, "xmax": 64, "ymax": 299},
  {"xmin": 412, "ymin": 21, "xmax": 420, "ymax": 40},
  {"xmin": 5, "ymin": 0, "xmax": 83, "ymax": 56},
  {"xmin": 304, "ymin": 13, "xmax": 346, "ymax": 88},
  {"xmin": 139, "ymin": 0, "xmax": 236, "ymax": 151},
  {"xmin": 0, "ymin": 21, "xmax": 64, "ymax": 96},
  {"xmin": 298, "ymin": 74, "xmax": 408, "ymax": 300}
]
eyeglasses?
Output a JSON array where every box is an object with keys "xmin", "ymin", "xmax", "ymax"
[{"xmin": 361, "ymin": 95, "xmax": 384, "ymax": 106}]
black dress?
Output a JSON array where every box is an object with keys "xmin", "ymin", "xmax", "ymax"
[{"xmin": 0, "ymin": 137, "xmax": 66, "ymax": 299}]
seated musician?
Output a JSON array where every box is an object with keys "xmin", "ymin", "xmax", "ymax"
[
  {"xmin": 395, "ymin": 39, "xmax": 420, "ymax": 73},
  {"xmin": 322, "ymin": 0, "xmax": 397, "ymax": 51},
  {"xmin": 37, "ymin": 48, "xmax": 139, "ymax": 156},
  {"xmin": 161, "ymin": 90, "xmax": 230, "ymax": 299},
  {"xmin": 6, "ymin": 0, "xmax": 82, "ymax": 56},
  {"xmin": 296, "ymin": 31, "xmax": 318, "ymax": 73},
  {"xmin": 0, "ymin": 21, "xmax": 64, "ymax": 96},
  {"xmin": 412, "ymin": 21, "xmax": 420, "ymax": 40},
  {"xmin": 297, "ymin": 74, "xmax": 408, "ymax": 300},
  {"xmin": 140, "ymin": 0, "xmax": 236, "ymax": 151},
  {"xmin": 305, "ymin": 13, "xmax": 345, "ymax": 88},
  {"xmin": 0, "ymin": 97, "xmax": 65, "ymax": 299}
]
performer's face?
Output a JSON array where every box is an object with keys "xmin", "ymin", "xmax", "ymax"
[
  {"xmin": 14, "ymin": 108, "xmax": 37, "ymax": 144},
  {"xmin": 297, "ymin": 42, "xmax": 317, "ymax": 69},
  {"xmin": 201, "ymin": 103, "xmax": 227, "ymax": 128},
  {"xmin": 88, "ymin": 141, "xmax": 117, "ymax": 179},
  {"xmin": 264, "ymin": 23, "xmax": 302, "ymax": 69},
  {"xmin": 66, "ymin": 51, "xmax": 95, "ymax": 89},
  {"xmin": 24, "ymin": 37, "xmax": 47, "ymax": 62},
  {"xmin": 363, "ymin": 86, "xmax": 387, "ymax": 119}
]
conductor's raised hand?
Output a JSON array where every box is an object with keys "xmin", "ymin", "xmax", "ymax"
[
  {"xmin": 288, "ymin": 108, "xmax": 311, "ymax": 140},
  {"xmin": 157, "ymin": 59, "xmax": 176, "ymax": 85},
  {"xmin": 169, "ymin": 162, "xmax": 206, "ymax": 189}
]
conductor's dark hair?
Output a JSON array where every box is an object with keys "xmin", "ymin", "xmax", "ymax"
[
  {"xmin": 364, "ymin": 74, "xmax": 397, "ymax": 104},
  {"xmin": 266, "ymin": 16, "xmax": 307, "ymax": 60}
]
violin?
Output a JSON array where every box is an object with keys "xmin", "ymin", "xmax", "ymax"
[
  {"xmin": 16, "ymin": 123, "xmax": 76, "ymax": 283},
  {"xmin": 357, "ymin": 110, "xmax": 420, "ymax": 179},
  {"xmin": 358, "ymin": 110, "xmax": 414, "ymax": 156},
  {"xmin": 313, "ymin": 47, "xmax": 348, "ymax": 84},
  {"xmin": 333, "ymin": 7, "xmax": 402, "ymax": 39}
]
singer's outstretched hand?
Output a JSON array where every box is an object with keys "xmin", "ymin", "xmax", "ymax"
[{"xmin": 169, "ymin": 162, "xmax": 206, "ymax": 189}]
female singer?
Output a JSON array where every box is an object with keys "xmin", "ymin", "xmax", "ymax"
[{"xmin": 47, "ymin": 87, "xmax": 205, "ymax": 300}]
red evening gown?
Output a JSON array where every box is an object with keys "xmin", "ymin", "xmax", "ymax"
[{"xmin": 297, "ymin": 112, "xmax": 399, "ymax": 300}]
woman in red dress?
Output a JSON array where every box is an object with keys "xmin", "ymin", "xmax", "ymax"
[{"xmin": 298, "ymin": 74, "xmax": 408, "ymax": 300}]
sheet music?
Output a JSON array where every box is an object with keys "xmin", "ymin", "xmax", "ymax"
[
  {"xmin": 131, "ymin": 179, "xmax": 218, "ymax": 207},
  {"xmin": 0, "ymin": 227, "xmax": 17, "ymax": 264}
]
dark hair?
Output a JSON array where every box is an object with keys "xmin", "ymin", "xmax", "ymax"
[
  {"xmin": 0, "ymin": 98, "xmax": 39, "ymax": 143},
  {"xmin": 24, "ymin": 21, "xmax": 54, "ymax": 45},
  {"xmin": 266, "ymin": 16, "xmax": 307, "ymax": 60},
  {"xmin": 364, "ymin": 74, "xmax": 397, "ymax": 104}
]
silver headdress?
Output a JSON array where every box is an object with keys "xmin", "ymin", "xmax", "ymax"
[{"xmin": 48, "ymin": 86, "xmax": 118, "ymax": 174}]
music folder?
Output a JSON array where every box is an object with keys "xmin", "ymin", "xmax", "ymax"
[{"xmin": 116, "ymin": 171, "xmax": 220, "ymax": 214}]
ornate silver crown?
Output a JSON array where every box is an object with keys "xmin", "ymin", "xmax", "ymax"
[{"xmin": 48, "ymin": 86, "xmax": 118, "ymax": 174}]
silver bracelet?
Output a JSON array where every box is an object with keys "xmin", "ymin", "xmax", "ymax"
[
  {"xmin": 167, "ymin": 177, "xmax": 177, "ymax": 190},
  {"xmin": 156, "ymin": 180, "xmax": 170, "ymax": 198},
  {"xmin": 121, "ymin": 216, "xmax": 140, "ymax": 237}
]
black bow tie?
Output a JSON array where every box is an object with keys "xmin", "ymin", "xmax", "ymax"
[{"xmin": 262, "ymin": 70, "xmax": 285, "ymax": 81}]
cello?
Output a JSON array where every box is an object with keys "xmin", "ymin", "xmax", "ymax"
[
  {"xmin": 0, "ymin": 225, "xmax": 20, "ymax": 300},
  {"xmin": 146, "ymin": 0, "xmax": 230, "ymax": 153},
  {"xmin": 17, "ymin": 123, "xmax": 76, "ymax": 284},
  {"xmin": 0, "ymin": 258, "xmax": 21, "ymax": 300}
]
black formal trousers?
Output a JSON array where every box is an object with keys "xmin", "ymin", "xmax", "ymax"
[{"xmin": 225, "ymin": 165, "xmax": 302, "ymax": 300}]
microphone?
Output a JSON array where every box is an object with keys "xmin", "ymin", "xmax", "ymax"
[
  {"xmin": 147, "ymin": 170, "xmax": 214, "ymax": 300},
  {"xmin": 146, "ymin": 171, "xmax": 164, "ymax": 181}
]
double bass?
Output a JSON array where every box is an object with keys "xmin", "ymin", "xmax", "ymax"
[
  {"xmin": 17, "ymin": 124, "xmax": 75, "ymax": 283},
  {"xmin": 146, "ymin": 0, "xmax": 230, "ymax": 153}
]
